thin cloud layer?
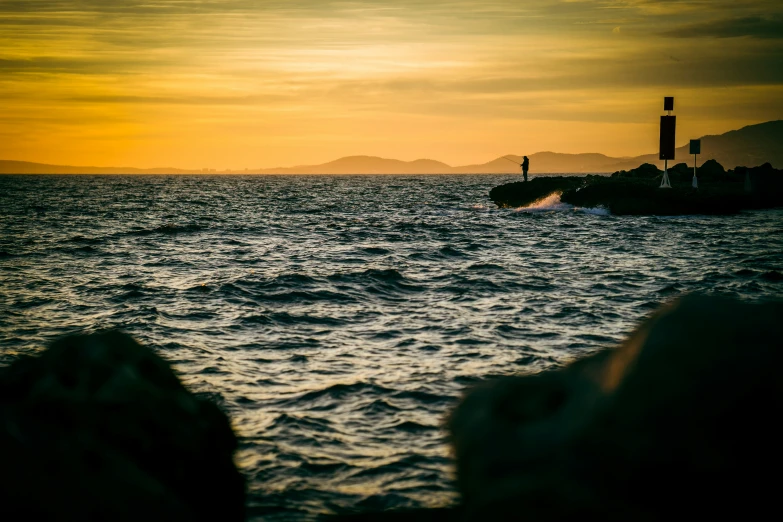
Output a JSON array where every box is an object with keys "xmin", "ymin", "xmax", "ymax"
[
  {"xmin": 662, "ymin": 16, "xmax": 783, "ymax": 39},
  {"xmin": 1, "ymin": 0, "xmax": 781, "ymax": 168}
]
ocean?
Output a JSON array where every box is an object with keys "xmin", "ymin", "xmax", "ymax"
[{"xmin": 1, "ymin": 174, "xmax": 782, "ymax": 519}]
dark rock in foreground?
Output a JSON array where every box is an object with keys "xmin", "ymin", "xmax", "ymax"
[
  {"xmin": 489, "ymin": 162, "xmax": 783, "ymax": 214},
  {"xmin": 0, "ymin": 332, "xmax": 245, "ymax": 521},
  {"xmin": 448, "ymin": 294, "xmax": 783, "ymax": 521}
]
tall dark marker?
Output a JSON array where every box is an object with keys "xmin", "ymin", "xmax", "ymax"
[{"xmin": 659, "ymin": 97, "xmax": 676, "ymax": 188}]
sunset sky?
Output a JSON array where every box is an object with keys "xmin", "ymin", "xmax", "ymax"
[{"xmin": 1, "ymin": 0, "xmax": 782, "ymax": 169}]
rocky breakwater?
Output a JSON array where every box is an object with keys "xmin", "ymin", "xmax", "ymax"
[
  {"xmin": 448, "ymin": 294, "xmax": 783, "ymax": 521},
  {"xmin": 489, "ymin": 160, "xmax": 783, "ymax": 214},
  {"xmin": 0, "ymin": 332, "xmax": 245, "ymax": 521}
]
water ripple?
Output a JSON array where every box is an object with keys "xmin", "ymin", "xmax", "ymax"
[{"xmin": 1, "ymin": 173, "xmax": 782, "ymax": 520}]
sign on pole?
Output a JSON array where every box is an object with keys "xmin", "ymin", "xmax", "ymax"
[
  {"xmin": 659, "ymin": 116, "xmax": 676, "ymax": 160},
  {"xmin": 689, "ymin": 139, "xmax": 701, "ymax": 155}
]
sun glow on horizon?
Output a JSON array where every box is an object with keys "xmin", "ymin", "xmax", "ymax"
[{"xmin": 1, "ymin": 0, "xmax": 782, "ymax": 169}]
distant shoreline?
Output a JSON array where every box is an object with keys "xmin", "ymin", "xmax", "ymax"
[
  {"xmin": 1, "ymin": 120, "xmax": 780, "ymax": 175},
  {"xmin": 0, "ymin": 171, "xmax": 613, "ymax": 176}
]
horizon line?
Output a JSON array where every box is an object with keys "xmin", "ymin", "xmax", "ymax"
[{"xmin": 1, "ymin": 118, "xmax": 779, "ymax": 173}]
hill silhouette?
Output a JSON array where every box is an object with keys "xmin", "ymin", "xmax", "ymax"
[
  {"xmin": 0, "ymin": 160, "xmax": 189, "ymax": 175},
  {"xmin": 605, "ymin": 120, "xmax": 783, "ymax": 173},
  {"xmin": 2, "ymin": 121, "xmax": 780, "ymax": 175},
  {"xmin": 260, "ymin": 156, "xmax": 453, "ymax": 174},
  {"xmin": 451, "ymin": 152, "xmax": 627, "ymax": 174}
]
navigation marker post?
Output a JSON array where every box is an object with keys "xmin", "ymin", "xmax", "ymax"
[
  {"xmin": 659, "ymin": 97, "xmax": 675, "ymax": 189},
  {"xmin": 690, "ymin": 139, "xmax": 701, "ymax": 189}
]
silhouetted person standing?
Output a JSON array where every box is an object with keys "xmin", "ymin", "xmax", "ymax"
[{"xmin": 521, "ymin": 156, "xmax": 529, "ymax": 182}]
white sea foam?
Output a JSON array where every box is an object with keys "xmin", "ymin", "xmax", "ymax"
[
  {"xmin": 579, "ymin": 206, "xmax": 611, "ymax": 216},
  {"xmin": 515, "ymin": 191, "xmax": 610, "ymax": 215}
]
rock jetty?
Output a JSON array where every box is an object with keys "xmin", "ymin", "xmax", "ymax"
[{"xmin": 489, "ymin": 161, "xmax": 783, "ymax": 214}]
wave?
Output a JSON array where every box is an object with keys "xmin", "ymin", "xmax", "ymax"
[
  {"xmin": 327, "ymin": 268, "xmax": 425, "ymax": 295},
  {"xmin": 345, "ymin": 454, "xmax": 445, "ymax": 481},
  {"xmin": 580, "ymin": 206, "xmax": 611, "ymax": 216},
  {"xmin": 516, "ymin": 191, "xmax": 610, "ymax": 215},
  {"xmin": 54, "ymin": 244, "xmax": 98, "ymax": 254},
  {"xmin": 111, "ymin": 283, "xmax": 147, "ymax": 301},
  {"xmin": 392, "ymin": 388, "xmax": 453, "ymax": 405},
  {"xmin": 267, "ymin": 413, "xmax": 335, "ymax": 434},
  {"xmin": 240, "ymin": 312, "xmax": 344, "ymax": 327},
  {"xmin": 466, "ymin": 263, "xmax": 505, "ymax": 272},
  {"xmin": 128, "ymin": 223, "xmax": 206, "ymax": 236},
  {"xmin": 296, "ymin": 460, "xmax": 352, "ymax": 476},
  {"xmin": 438, "ymin": 246, "xmax": 466, "ymax": 257},
  {"xmin": 361, "ymin": 268, "xmax": 404, "ymax": 281},
  {"xmin": 362, "ymin": 247, "xmax": 390, "ymax": 255},
  {"xmin": 211, "ymin": 276, "xmax": 358, "ymax": 304},
  {"xmin": 516, "ymin": 191, "xmax": 572, "ymax": 212},
  {"xmin": 281, "ymin": 382, "xmax": 395, "ymax": 407},
  {"xmin": 68, "ymin": 235, "xmax": 104, "ymax": 245},
  {"xmin": 361, "ymin": 398, "xmax": 403, "ymax": 415},
  {"xmin": 469, "ymin": 203, "xmax": 492, "ymax": 212},
  {"xmin": 385, "ymin": 420, "xmax": 439, "ymax": 434}
]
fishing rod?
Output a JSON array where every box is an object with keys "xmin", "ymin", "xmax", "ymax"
[{"xmin": 501, "ymin": 156, "xmax": 522, "ymax": 165}]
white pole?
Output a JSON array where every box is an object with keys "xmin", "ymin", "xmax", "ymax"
[
  {"xmin": 692, "ymin": 153, "xmax": 698, "ymax": 189},
  {"xmin": 660, "ymin": 158, "xmax": 672, "ymax": 188}
]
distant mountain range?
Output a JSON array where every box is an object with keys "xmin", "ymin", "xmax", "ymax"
[{"xmin": 2, "ymin": 121, "xmax": 781, "ymax": 175}]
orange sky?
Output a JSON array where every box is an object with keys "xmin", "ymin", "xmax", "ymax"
[{"xmin": 1, "ymin": 0, "xmax": 782, "ymax": 169}]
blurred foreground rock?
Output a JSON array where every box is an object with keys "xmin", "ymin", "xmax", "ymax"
[
  {"xmin": 448, "ymin": 294, "xmax": 783, "ymax": 521},
  {"xmin": 0, "ymin": 331, "xmax": 245, "ymax": 521}
]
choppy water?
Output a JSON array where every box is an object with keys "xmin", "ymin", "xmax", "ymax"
[{"xmin": 1, "ymin": 174, "xmax": 782, "ymax": 519}]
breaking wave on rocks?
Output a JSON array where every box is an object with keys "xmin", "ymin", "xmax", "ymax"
[
  {"xmin": 516, "ymin": 191, "xmax": 610, "ymax": 215},
  {"xmin": 1, "ymin": 173, "xmax": 782, "ymax": 520}
]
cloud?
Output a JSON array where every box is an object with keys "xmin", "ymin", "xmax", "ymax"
[
  {"xmin": 1, "ymin": 0, "xmax": 783, "ymax": 167},
  {"xmin": 662, "ymin": 16, "xmax": 783, "ymax": 38},
  {"xmin": 0, "ymin": 56, "xmax": 177, "ymax": 74},
  {"xmin": 64, "ymin": 94, "xmax": 292, "ymax": 105}
]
